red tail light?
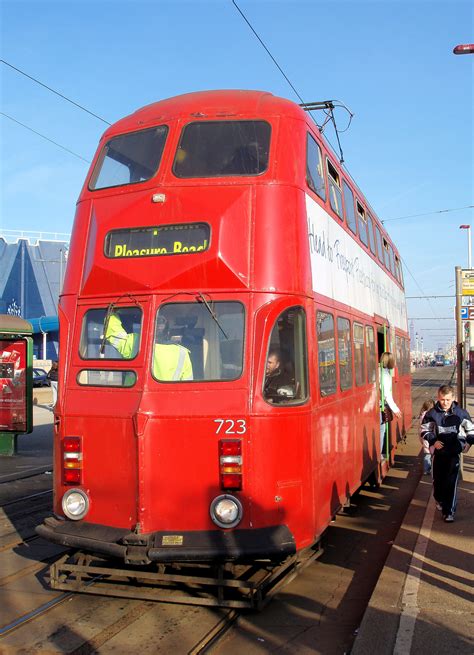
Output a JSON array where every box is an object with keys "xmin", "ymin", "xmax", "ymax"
[
  {"xmin": 62, "ymin": 436, "xmax": 82, "ymax": 485},
  {"xmin": 219, "ymin": 439, "xmax": 242, "ymax": 490}
]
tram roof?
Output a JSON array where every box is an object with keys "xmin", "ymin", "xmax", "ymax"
[{"xmin": 105, "ymin": 90, "xmax": 305, "ymax": 135}]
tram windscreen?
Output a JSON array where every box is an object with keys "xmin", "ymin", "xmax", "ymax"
[
  {"xmin": 173, "ymin": 121, "xmax": 271, "ymax": 178},
  {"xmin": 89, "ymin": 125, "xmax": 168, "ymax": 190},
  {"xmin": 152, "ymin": 302, "xmax": 245, "ymax": 382}
]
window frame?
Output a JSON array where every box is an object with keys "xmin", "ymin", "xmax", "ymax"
[
  {"xmin": 306, "ymin": 133, "xmax": 327, "ymax": 201},
  {"xmin": 89, "ymin": 125, "xmax": 169, "ymax": 191},
  {"xmin": 317, "ymin": 310, "xmax": 337, "ymax": 397},
  {"xmin": 79, "ymin": 306, "xmax": 143, "ymax": 361},
  {"xmin": 337, "ymin": 316, "xmax": 353, "ymax": 391},
  {"xmin": 172, "ymin": 119, "xmax": 271, "ymax": 179},
  {"xmin": 366, "ymin": 325, "xmax": 376, "ymax": 383},
  {"xmin": 353, "ymin": 322, "xmax": 366, "ymax": 387},
  {"xmin": 151, "ymin": 301, "xmax": 246, "ymax": 384},
  {"xmin": 263, "ymin": 306, "xmax": 309, "ymax": 406},
  {"xmin": 367, "ymin": 213, "xmax": 377, "ymax": 256},
  {"xmin": 326, "ymin": 158, "xmax": 344, "ymax": 219},
  {"xmin": 356, "ymin": 201, "xmax": 369, "ymax": 247},
  {"xmin": 342, "ymin": 180, "xmax": 358, "ymax": 234}
]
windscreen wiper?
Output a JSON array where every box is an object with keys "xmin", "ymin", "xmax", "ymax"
[
  {"xmin": 196, "ymin": 292, "xmax": 228, "ymax": 340},
  {"xmin": 99, "ymin": 303, "xmax": 116, "ymax": 355}
]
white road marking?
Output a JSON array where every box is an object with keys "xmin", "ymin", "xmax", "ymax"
[{"xmin": 393, "ymin": 494, "xmax": 436, "ymax": 655}]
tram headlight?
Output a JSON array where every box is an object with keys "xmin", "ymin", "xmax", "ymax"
[
  {"xmin": 62, "ymin": 489, "xmax": 89, "ymax": 520},
  {"xmin": 210, "ymin": 494, "xmax": 243, "ymax": 529}
]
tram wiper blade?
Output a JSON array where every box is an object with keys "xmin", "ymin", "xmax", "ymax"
[
  {"xmin": 99, "ymin": 303, "xmax": 116, "ymax": 355},
  {"xmin": 196, "ymin": 292, "xmax": 229, "ymax": 339}
]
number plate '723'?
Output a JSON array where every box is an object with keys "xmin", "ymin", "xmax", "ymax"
[{"xmin": 214, "ymin": 419, "xmax": 247, "ymax": 435}]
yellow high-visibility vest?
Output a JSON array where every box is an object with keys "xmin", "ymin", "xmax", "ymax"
[{"xmin": 105, "ymin": 314, "xmax": 193, "ymax": 381}]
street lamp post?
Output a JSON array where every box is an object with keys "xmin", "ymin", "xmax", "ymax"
[
  {"xmin": 421, "ymin": 336, "xmax": 424, "ymax": 366},
  {"xmin": 459, "ymin": 225, "xmax": 472, "ymax": 268},
  {"xmin": 415, "ymin": 332, "xmax": 419, "ymax": 368}
]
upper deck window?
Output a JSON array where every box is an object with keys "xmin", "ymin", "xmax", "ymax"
[
  {"xmin": 306, "ymin": 134, "xmax": 326, "ymax": 200},
  {"xmin": 357, "ymin": 201, "xmax": 369, "ymax": 247},
  {"xmin": 395, "ymin": 255, "xmax": 403, "ymax": 285},
  {"xmin": 367, "ymin": 213, "xmax": 377, "ymax": 255},
  {"xmin": 375, "ymin": 225, "xmax": 384, "ymax": 265},
  {"xmin": 342, "ymin": 181, "xmax": 357, "ymax": 234},
  {"xmin": 89, "ymin": 126, "xmax": 168, "ymax": 190},
  {"xmin": 327, "ymin": 160, "xmax": 343, "ymax": 219},
  {"xmin": 173, "ymin": 120, "xmax": 271, "ymax": 178}
]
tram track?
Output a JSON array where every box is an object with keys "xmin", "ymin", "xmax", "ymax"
[{"xmin": 0, "ymin": 367, "xmax": 456, "ymax": 654}]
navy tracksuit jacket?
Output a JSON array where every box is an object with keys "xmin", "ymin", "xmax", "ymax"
[{"xmin": 420, "ymin": 401, "xmax": 474, "ymax": 516}]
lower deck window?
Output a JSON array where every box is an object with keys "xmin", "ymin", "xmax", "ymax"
[
  {"xmin": 153, "ymin": 301, "xmax": 245, "ymax": 382},
  {"xmin": 317, "ymin": 311, "xmax": 336, "ymax": 396},
  {"xmin": 264, "ymin": 306, "xmax": 308, "ymax": 404},
  {"xmin": 77, "ymin": 370, "xmax": 136, "ymax": 387}
]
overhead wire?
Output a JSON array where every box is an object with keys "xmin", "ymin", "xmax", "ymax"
[
  {"xmin": 231, "ymin": 1, "xmax": 308, "ymax": 108},
  {"xmin": 1, "ymin": 59, "xmax": 111, "ymax": 125},
  {"xmin": 1, "ymin": 112, "xmax": 91, "ymax": 163},
  {"xmin": 383, "ymin": 205, "xmax": 474, "ymax": 223}
]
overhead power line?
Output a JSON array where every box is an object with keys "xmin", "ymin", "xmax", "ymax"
[
  {"xmin": 231, "ymin": 1, "xmax": 306, "ymax": 107},
  {"xmin": 383, "ymin": 205, "xmax": 474, "ymax": 223},
  {"xmin": 1, "ymin": 112, "xmax": 91, "ymax": 163},
  {"xmin": 1, "ymin": 59, "xmax": 111, "ymax": 125}
]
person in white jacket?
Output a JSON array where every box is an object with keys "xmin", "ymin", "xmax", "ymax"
[{"xmin": 379, "ymin": 352, "xmax": 402, "ymax": 459}]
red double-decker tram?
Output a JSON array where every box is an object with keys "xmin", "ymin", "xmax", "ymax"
[{"xmin": 38, "ymin": 90, "xmax": 411, "ymax": 603}]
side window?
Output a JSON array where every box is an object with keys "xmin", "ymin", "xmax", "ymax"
[
  {"xmin": 317, "ymin": 311, "xmax": 336, "ymax": 396},
  {"xmin": 396, "ymin": 336, "xmax": 402, "ymax": 373},
  {"xmin": 338, "ymin": 317, "xmax": 353, "ymax": 390},
  {"xmin": 80, "ymin": 307, "xmax": 142, "ymax": 360},
  {"xmin": 366, "ymin": 326, "xmax": 376, "ymax": 383},
  {"xmin": 357, "ymin": 201, "xmax": 369, "ymax": 247},
  {"xmin": 343, "ymin": 181, "xmax": 357, "ymax": 234},
  {"xmin": 353, "ymin": 323, "xmax": 365, "ymax": 386},
  {"xmin": 383, "ymin": 238, "xmax": 391, "ymax": 271},
  {"xmin": 394, "ymin": 255, "xmax": 402, "ymax": 284},
  {"xmin": 367, "ymin": 213, "xmax": 377, "ymax": 256},
  {"xmin": 327, "ymin": 159, "xmax": 343, "ymax": 219},
  {"xmin": 306, "ymin": 134, "xmax": 326, "ymax": 200},
  {"xmin": 375, "ymin": 225, "xmax": 384, "ymax": 264},
  {"xmin": 264, "ymin": 307, "xmax": 308, "ymax": 404},
  {"xmin": 388, "ymin": 243, "xmax": 396, "ymax": 277}
]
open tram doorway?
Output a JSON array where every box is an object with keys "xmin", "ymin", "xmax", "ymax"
[{"xmin": 376, "ymin": 324, "xmax": 389, "ymax": 361}]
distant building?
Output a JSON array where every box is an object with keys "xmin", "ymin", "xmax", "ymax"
[{"xmin": 0, "ymin": 231, "xmax": 70, "ymax": 359}]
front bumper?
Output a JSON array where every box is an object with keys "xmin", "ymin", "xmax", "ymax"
[{"xmin": 36, "ymin": 516, "xmax": 296, "ymax": 564}]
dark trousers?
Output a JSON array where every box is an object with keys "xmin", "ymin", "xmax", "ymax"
[{"xmin": 432, "ymin": 453, "xmax": 461, "ymax": 516}]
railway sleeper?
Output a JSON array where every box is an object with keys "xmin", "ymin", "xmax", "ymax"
[{"xmin": 48, "ymin": 542, "xmax": 323, "ymax": 610}]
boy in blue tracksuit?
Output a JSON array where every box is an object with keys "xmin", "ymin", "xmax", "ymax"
[{"xmin": 420, "ymin": 384, "xmax": 474, "ymax": 522}]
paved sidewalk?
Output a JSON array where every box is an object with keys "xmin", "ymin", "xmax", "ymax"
[
  {"xmin": 0, "ymin": 400, "xmax": 53, "ymax": 482},
  {"xmin": 352, "ymin": 387, "xmax": 474, "ymax": 655}
]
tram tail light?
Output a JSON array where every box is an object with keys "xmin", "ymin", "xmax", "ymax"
[
  {"xmin": 219, "ymin": 439, "xmax": 242, "ymax": 490},
  {"xmin": 62, "ymin": 436, "xmax": 82, "ymax": 485}
]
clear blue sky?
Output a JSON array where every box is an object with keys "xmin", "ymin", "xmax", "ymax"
[{"xmin": 1, "ymin": 0, "xmax": 473, "ymax": 351}]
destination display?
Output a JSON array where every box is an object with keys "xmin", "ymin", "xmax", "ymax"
[{"xmin": 104, "ymin": 223, "xmax": 210, "ymax": 259}]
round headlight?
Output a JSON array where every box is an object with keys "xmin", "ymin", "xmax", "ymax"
[
  {"xmin": 62, "ymin": 489, "xmax": 89, "ymax": 520},
  {"xmin": 210, "ymin": 494, "xmax": 243, "ymax": 529}
]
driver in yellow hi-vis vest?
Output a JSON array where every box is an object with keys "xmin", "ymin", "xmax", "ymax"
[{"xmin": 105, "ymin": 313, "xmax": 193, "ymax": 381}]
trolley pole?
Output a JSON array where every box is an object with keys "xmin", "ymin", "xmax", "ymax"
[{"xmin": 455, "ymin": 266, "xmax": 464, "ymax": 404}]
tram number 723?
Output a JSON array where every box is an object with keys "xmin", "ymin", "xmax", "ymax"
[{"xmin": 214, "ymin": 419, "xmax": 247, "ymax": 434}]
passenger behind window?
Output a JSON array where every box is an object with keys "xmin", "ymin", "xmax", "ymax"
[
  {"xmin": 264, "ymin": 349, "xmax": 296, "ymax": 402},
  {"xmin": 223, "ymin": 143, "xmax": 260, "ymax": 175},
  {"xmin": 105, "ymin": 313, "xmax": 193, "ymax": 381}
]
